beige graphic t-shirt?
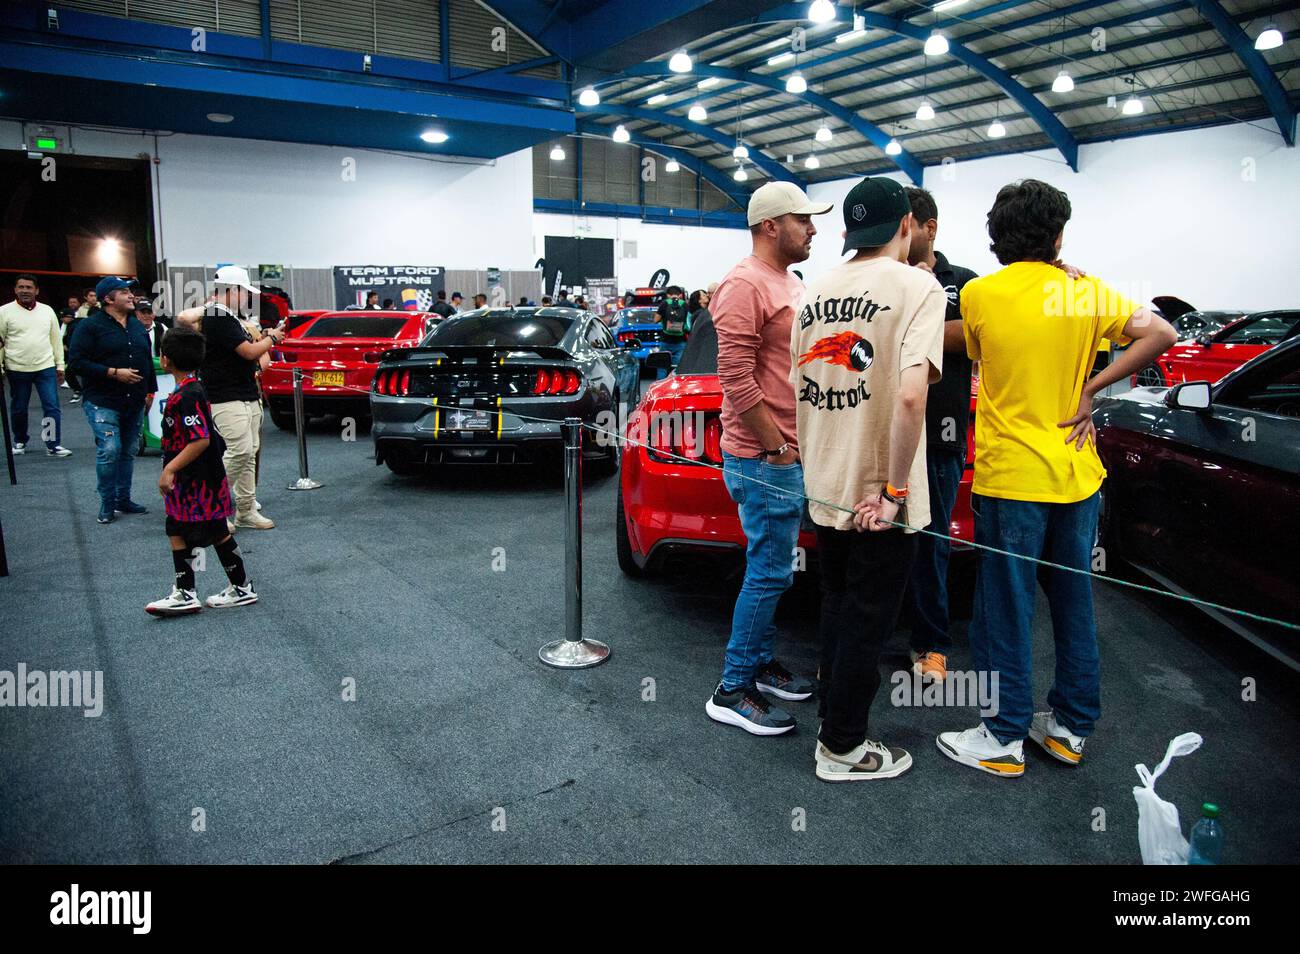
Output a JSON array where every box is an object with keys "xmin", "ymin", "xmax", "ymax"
[{"xmin": 789, "ymin": 256, "xmax": 946, "ymax": 531}]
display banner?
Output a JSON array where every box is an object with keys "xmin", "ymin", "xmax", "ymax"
[
  {"xmin": 648, "ymin": 268, "xmax": 670, "ymax": 290},
  {"xmin": 332, "ymin": 266, "xmax": 445, "ymax": 310},
  {"xmin": 585, "ymin": 277, "xmax": 619, "ymax": 316}
]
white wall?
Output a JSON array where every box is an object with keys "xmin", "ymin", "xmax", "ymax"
[
  {"xmin": 0, "ymin": 120, "xmax": 536, "ymax": 270},
  {"xmin": 807, "ymin": 121, "xmax": 1299, "ymax": 312},
  {"xmin": 532, "ymin": 211, "xmax": 753, "ymax": 293}
]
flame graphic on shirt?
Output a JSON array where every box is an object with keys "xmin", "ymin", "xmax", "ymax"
[{"xmin": 797, "ymin": 331, "xmax": 873, "ymax": 372}]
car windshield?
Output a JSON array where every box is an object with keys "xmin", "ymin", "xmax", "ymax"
[
  {"xmin": 1216, "ymin": 312, "xmax": 1300, "ymax": 346},
  {"xmin": 425, "ymin": 312, "xmax": 573, "ymax": 347},
  {"xmin": 674, "ymin": 312, "xmax": 718, "ymax": 375},
  {"xmin": 305, "ymin": 316, "xmax": 409, "ymax": 338}
]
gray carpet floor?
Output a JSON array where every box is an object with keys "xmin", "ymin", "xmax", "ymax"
[{"xmin": 2, "ymin": 389, "xmax": 1297, "ymax": 864}]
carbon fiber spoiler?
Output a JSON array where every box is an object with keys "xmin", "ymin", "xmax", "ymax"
[{"xmin": 377, "ymin": 344, "xmax": 573, "ymax": 363}]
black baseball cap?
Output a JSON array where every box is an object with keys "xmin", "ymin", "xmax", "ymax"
[{"xmin": 842, "ymin": 176, "xmax": 911, "ymax": 254}]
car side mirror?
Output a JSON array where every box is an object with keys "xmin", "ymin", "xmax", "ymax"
[
  {"xmin": 1195, "ymin": 334, "xmax": 1211, "ymax": 347},
  {"xmin": 1167, "ymin": 380, "xmax": 1212, "ymax": 411},
  {"xmin": 645, "ymin": 351, "xmax": 673, "ymax": 371}
]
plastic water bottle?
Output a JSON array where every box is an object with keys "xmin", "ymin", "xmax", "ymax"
[{"xmin": 1188, "ymin": 803, "xmax": 1223, "ymax": 864}]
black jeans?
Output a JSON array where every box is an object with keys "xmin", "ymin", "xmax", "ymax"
[
  {"xmin": 816, "ymin": 524, "xmax": 919, "ymax": 754},
  {"xmin": 902, "ymin": 446, "xmax": 965, "ymax": 653}
]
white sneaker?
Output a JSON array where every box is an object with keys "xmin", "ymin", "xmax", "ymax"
[
  {"xmin": 1029, "ymin": 711, "xmax": 1086, "ymax": 765},
  {"xmin": 205, "ymin": 582, "xmax": 259, "ymax": 608},
  {"xmin": 937, "ymin": 723, "xmax": 1025, "ymax": 778},
  {"xmin": 60, "ymin": 381, "xmax": 70, "ymax": 389},
  {"xmin": 235, "ymin": 511, "xmax": 275, "ymax": 530},
  {"xmin": 146, "ymin": 588, "xmax": 201, "ymax": 617},
  {"xmin": 47, "ymin": 446, "xmax": 72, "ymax": 458},
  {"xmin": 254, "ymin": 499, "xmax": 263, "ymax": 512},
  {"xmin": 12, "ymin": 443, "xmax": 25, "ymax": 455},
  {"xmin": 815, "ymin": 737, "xmax": 913, "ymax": 781}
]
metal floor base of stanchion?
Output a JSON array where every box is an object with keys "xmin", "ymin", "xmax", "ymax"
[
  {"xmin": 287, "ymin": 477, "xmax": 323, "ymax": 490},
  {"xmin": 539, "ymin": 638, "xmax": 610, "ymax": 669}
]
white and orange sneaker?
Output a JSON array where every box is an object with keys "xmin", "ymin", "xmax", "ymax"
[
  {"xmin": 1029, "ymin": 711, "xmax": 1086, "ymax": 765},
  {"xmin": 911, "ymin": 651, "xmax": 948, "ymax": 684},
  {"xmin": 937, "ymin": 723, "xmax": 1025, "ymax": 778}
]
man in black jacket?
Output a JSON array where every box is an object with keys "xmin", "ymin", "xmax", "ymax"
[
  {"xmin": 901, "ymin": 187, "xmax": 979, "ymax": 684},
  {"xmin": 68, "ymin": 276, "xmax": 158, "ymax": 524}
]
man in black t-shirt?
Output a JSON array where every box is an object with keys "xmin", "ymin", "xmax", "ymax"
[
  {"xmin": 655, "ymin": 285, "xmax": 689, "ymax": 379},
  {"xmin": 430, "ymin": 290, "xmax": 455, "ymax": 318},
  {"xmin": 180, "ymin": 266, "xmax": 286, "ymax": 531},
  {"xmin": 901, "ymin": 187, "xmax": 978, "ymax": 685}
]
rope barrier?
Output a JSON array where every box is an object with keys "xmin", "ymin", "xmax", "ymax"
[{"xmin": 319, "ymin": 376, "xmax": 1300, "ymax": 633}]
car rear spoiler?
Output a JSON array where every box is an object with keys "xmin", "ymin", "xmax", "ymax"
[
  {"xmin": 377, "ymin": 344, "xmax": 573, "ymax": 363},
  {"xmin": 1152, "ymin": 296, "xmax": 1196, "ymax": 320}
]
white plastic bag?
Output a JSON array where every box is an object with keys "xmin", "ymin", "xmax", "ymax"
[{"xmin": 1133, "ymin": 732, "xmax": 1203, "ymax": 865}]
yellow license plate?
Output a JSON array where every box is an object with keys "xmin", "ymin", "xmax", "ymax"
[{"xmin": 312, "ymin": 371, "xmax": 345, "ymax": 387}]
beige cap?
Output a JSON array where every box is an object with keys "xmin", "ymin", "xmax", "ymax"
[{"xmin": 746, "ymin": 181, "xmax": 834, "ymax": 226}]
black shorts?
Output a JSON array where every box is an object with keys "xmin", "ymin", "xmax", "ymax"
[{"xmin": 165, "ymin": 516, "xmax": 230, "ymax": 548}]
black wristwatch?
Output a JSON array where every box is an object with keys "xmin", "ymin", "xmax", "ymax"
[{"xmin": 759, "ymin": 442, "xmax": 791, "ymax": 459}]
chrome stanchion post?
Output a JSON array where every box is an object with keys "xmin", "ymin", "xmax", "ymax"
[
  {"xmin": 287, "ymin": 367, "xmax": 322, "ymax": 491},
  {"xmin": 539, "ymin": 417, "xmax": 609, "ymax": 668}
]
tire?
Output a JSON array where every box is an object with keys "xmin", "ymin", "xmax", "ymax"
[
  {"xmin": 1134, "ymin": 364, "xmax": 1165, "ymax": 388},
  {"xmin": 615, "ymin": 478, "xmax": 646, "ymax": 577},
  {"xmin": 588, "ymin": 392, "xmax": 621, "ymax": 478},
  {"xmin": 269, "ymin": 405, "xmax": 296, "ymax": 430}
]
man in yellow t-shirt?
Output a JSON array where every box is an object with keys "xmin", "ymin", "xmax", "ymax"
[{"xmin": 937, "ymin": 179, "xmax": 1176, "ymax": 778}]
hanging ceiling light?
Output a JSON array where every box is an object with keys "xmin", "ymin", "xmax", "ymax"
[
  {"xmin": 804, "ymin": 154, "xmax": 820, "ymax": 170},
  {"xmin": 808, "ymin": 0, "xmax": 836, "ymax": 25},
  {"xmin": 612, "ymin": 124, "xmax": 631, "ymax": 142},
  {"xmin": 549, "ymin": 143, "xmax": 565, "ymax": 161},
  {"xmin": 1052, "ymin": 68, "xmax": 1074, "ymax": 93},
  {"xmin": 785, "ymin": 72, "xmax": 808, "ymax": 94},
  {"xmin": 688, "ymin": 103, "xmax": 708, "ymax": 122},
  {"xmin": 885, "ymin": 138, "xmax": 902, "ymax": 156},
  {"xmin": 665, "ymin": 158, "xmax": 680, "ymax": 172},
  {"xmin": 734, "ymin": 166, "xmax": 748, "ymax": 182},
  {"xmin": 668, "ymin": 50, "xmax": 693, "ymax": 73},
  {"xmin": 916, "ymin": 99, "xmax": 936, "ymax": 121},
  {"xmin": 1254, "ymin": 24, "xmax": 1283, "ymax": 50},
  {"xmin": 815, "ymin": 122, "xmax": 833, "ymax": 143},
  {"xmin": 733, "ymin": 142, "xmax": 749, "ymax": 159},
  {"xmin": 1121, "ymin": 93, "xmax": 1144, "ymax": 116},
  {"xmin": 924, "ymin": 31, "xmax": 949, "ymax": 56},
  {"xmin": 577, "ymin": 87, "xmax": 600, "ymax": 107},
  {"xmin": 987, "ymin": 119, "xmax": 1006, "ymax": 138}
]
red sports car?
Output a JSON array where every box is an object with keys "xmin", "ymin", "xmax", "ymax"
[
  {"xmin": 616, "ymin": 319, "xmax": 975, "ymax": 575},
  {"xmin": 1132, "ymin": 309, "xmax": 1300, "ymax": 388},
  {"xmin": 264, "ymin": 310, "xmax": 439, "ymax": 429}
]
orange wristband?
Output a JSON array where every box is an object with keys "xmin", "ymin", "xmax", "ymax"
[{"xmin": 885, "ymin": 483, "xmax": 909, "ymax": 499}]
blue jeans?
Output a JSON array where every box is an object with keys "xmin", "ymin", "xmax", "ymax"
[
  {"xmin": 902, "ymin": 447, "xmax": 965, "ymax": 653},
  {"xmin": 969, "ymin": 491, "xmax": 1102, "ymax": 743},
  {"xmin": 83, "ymin": 400, "xmax": 145, "ymax": 508},
  {"xmin": 720, "ymin": 451, "xmax": 805, "ymax": 691},
  {"xmin": 8, "ymin": 367, "xmax": 61, "ymax": 449},
  {"xmin": 656, "ymin": 339, "xmax": 686, "ymax": 379}
]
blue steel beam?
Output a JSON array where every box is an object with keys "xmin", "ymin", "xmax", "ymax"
[
  {"xmin": 535, "ymin": 198, "xmax": 749, "ymax": 229},
  {"xmin": 579, "ymin": 102, "xmax": 802, "ymax": 185},
  {"xmin": 1185, "ymin": 0, "xmax": 1296, "ymax": 145},
  {"xmin": 576, "ymin": 120, "xmax": 751, "ymax": 208},
  {"xmin": 608, "ymin": 63, "xmax": 924, "ymax": 182}
]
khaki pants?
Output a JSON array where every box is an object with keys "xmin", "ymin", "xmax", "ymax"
[{"xmin": 211, "ymin": 400, "xmax": 262, "ymax": 518}]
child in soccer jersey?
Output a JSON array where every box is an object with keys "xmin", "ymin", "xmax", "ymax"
[{"xmin": 145, "ymin": 326, "xmax": 259, "ymax": 616}]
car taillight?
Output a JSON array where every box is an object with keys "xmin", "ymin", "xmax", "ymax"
[
  {"xmin": 617, "ymin": 331, "xmax": 637, "ymax": 345},
  {"xmin": 397, "ymin": 369, "xmax": 409, "ymax": 396},
  {"xmin": 374, "ymin": 369, "xmax": 408, "ymax": 396},
  {"xmin": 532, "ymin": 368, "xmax": 580, "ymax": 395},
  {"xmin": 363, "ymin": 351, "xmax": 383, "ymax": 363},
  {"xmin": 646, "ymin": 411, "xmax": 722, "ymax": 466},
  {"xmin": 704, "ymin": 416, "xmax": 722, "ymax": 463}
]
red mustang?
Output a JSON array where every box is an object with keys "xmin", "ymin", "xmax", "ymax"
[
  {"xmin": 1132, "ymin": 309, "xmax": 1300, "ymax": 388},
  {"xmin": 263, "ymin": 310, "xmax": 439, "ymax": 428},
  {"xmin": 616, "ymin": 321, "xmax": 975, "ymax": 575}
]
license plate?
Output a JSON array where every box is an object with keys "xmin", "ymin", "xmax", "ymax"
[
  {"xmin": 312, "ymin": 371, "xmax": 345, "ymax": 387},
  {"xmin": 446, "ymin": 409, "xmax": 491, "ymax": 431}
]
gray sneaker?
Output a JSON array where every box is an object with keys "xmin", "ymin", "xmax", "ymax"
[
  {"xmin": 755, "ymin": 659, "xmax": 815, "ymax": 701},
  {"xmin": 705, "ymin": 684, "xmax": 795, "ymax": 736}
]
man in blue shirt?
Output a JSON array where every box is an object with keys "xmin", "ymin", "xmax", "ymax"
[{"xmin": 68, "ymin": 276, "xmax": 158, "ymax": 524}]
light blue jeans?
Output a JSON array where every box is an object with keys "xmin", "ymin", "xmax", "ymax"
[
  {"xmin": 719, "ymin": 451, "xmax": 805, "ymax": 691},
  {"xmin": 82, "ymin": 400, "xmax": 144, "ymax": 508}
]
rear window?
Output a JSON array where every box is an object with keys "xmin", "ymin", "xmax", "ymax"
[
  {"xmin": 426, "ymin": 314, "xmax": 572, "ymax": 347},
  {"xmin": 621, "ymin": 309, "xmax": 661, "ymax": 325},
  {"xmin": 305, "ymin": 316, "xmax": 408, "ymax": 338}
]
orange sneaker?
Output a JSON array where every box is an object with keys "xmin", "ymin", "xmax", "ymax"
[{"xmin": 912, "ymin": 651, "xmax": 947, "ymax": 683}]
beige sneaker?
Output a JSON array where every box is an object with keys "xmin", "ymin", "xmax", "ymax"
[{"xmin": 235, "ymin": 511, "xmax": 275, "ymax": 530}]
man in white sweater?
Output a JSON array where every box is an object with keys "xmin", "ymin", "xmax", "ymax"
[{"xmin": 0, "ymin": 274, "xmax": 71, "ymax": 457}]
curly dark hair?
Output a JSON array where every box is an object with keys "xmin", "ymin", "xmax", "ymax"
[{"xmin": 986, "ymin": 179, "xmax": 1071, "ymax": 265}]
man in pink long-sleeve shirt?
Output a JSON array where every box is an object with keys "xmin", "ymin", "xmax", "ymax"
[{"xmin": 704, "ymin": 182, "xmax": 832, "ymax": 737}]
